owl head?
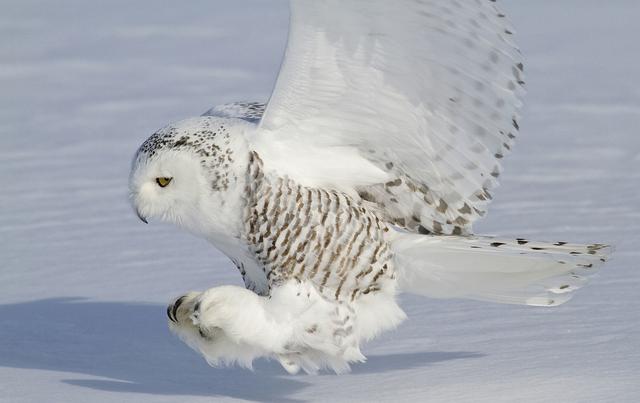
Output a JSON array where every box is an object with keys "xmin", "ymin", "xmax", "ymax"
[{"xmin": 129, "ymin": 116, "xmax": 251, "ymax": 238}]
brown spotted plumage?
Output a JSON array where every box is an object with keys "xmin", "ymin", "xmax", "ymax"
[{"xmin": 242, "ymin": 152, "xmax": 395, "ymax": 302}]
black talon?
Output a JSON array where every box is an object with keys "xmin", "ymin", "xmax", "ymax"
[
  {"xmin": 166, "ymin": 305, "xmax": 174, "ymax": 322},
  {"xmin": 170, "ymin": 295, "xmax": 187, "ymax": 323}
]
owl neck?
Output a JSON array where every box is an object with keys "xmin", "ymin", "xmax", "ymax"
[
  {"xmin": 184, "ymin": 123, "xmax": 254, "ymax": 255},
  {"xmin": 199, "ymin": 149, "xmax": 273, "ymax": 294}
]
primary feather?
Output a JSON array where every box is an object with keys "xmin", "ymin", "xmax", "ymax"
[{"xmin": 395, "ymin": 235, "xmax": 610, "ymax": 306}]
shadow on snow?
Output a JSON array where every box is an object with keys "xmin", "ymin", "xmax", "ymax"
[{"xmin": 0, "ymin": 298, "xmax": 482, "ymax": 401}]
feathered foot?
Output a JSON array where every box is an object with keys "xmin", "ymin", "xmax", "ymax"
[{"xmin": 167, "ymin": 282, "xmax": 365, "ymax": 374}]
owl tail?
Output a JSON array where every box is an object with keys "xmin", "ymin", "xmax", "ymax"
[{"xmin": 392, "ymin": 234, "xmax": 612, "ymax": 306}]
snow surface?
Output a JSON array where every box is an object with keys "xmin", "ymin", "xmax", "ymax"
[{"xmin": 1, "ymin": 1, "xmax": 639, "ymax": 402}]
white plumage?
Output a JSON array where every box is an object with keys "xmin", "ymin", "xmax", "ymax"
[
  {"xmin": 255, "ymin": 0, "xmax": 524, "ymax": 234},
  {"xmin": 129, "ymin": 0, "xmax": 610, "ymax": 374}
]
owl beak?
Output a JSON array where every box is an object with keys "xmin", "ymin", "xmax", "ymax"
[{"xmin": 136, "ymin": 208, "xmax": 148, "ymax": 224}]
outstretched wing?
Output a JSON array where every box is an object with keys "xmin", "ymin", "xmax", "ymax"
[
  {"xmin": 252, "ymin": 0, "xmax": 525, "ymax": 235},
  {"xmin": 202, "ymin": 102, "xmax": 266, "ymax": 123}
]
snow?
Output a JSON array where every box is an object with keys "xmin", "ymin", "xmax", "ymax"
[{"xmin": 1, "ymin": 1, "xmax": 639, "ymax": 402}]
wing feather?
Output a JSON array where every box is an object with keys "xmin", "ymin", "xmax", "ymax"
[{"xmin": 252, "ymin": 0, "xmax": 525, "ymax": 234}]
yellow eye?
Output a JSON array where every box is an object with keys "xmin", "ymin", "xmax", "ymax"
[{"xmin": 156, "ymin": 177, "xmax": 173, "ymax": 188}]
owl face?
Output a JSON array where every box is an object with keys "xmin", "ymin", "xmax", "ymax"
[
  {"xmin": 129, "ymin": 116, "xmax": 252, "ymax": 239},
  {"xmin": 129, "ymin": 149, "xmax": 209, "ymax": 228}
]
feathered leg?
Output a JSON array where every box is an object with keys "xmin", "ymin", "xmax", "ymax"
[{"xmin": 167, "ymin": 281, "xmax": 364, "ymax": 374}]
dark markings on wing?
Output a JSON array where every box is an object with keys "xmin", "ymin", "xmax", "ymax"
[{"xmin": 202, "ymin": 102, "xmax": 266, "ymax": 123}]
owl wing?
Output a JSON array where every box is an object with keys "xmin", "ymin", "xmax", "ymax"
[{"xmin": 251, "ymin": 0, "xmax": 524, "ymax": 235}]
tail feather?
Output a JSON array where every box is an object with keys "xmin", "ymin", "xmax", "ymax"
[{"xmin": 393, "ymin": 234, "xmax": 611, "ymax": 306}]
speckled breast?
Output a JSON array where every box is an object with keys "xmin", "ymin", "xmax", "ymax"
[{"xmin": 241, "ymin": 152, "xmax": 396, "ymax": 301}]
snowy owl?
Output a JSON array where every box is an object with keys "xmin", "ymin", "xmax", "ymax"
[{"xmin": 129, "ymin": 0, "xmax": 610, "ymax": 374}]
